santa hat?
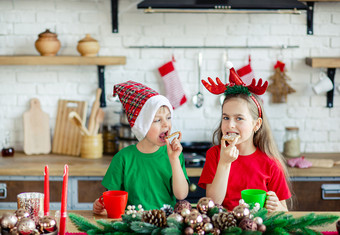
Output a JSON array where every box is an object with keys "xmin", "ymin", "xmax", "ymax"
[{"xmin": 113, "ymin": 80, "xmax": 173, "ymax": 141}]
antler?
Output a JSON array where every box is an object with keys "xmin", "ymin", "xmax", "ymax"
[
  {"xmin": 246, "ymin": 78, "xmax": 268, "ymax": 95},
  {"xmin": 201, "ymin": 77, "xmax": 226, "ymax": 95},
  {"xmin": 228, "ymin": 67, "xmax": 245, "ymax": 86}
]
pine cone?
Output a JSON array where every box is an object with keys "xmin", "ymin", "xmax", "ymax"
[
  {"xmin": 160, "ymin": 204, "xmax": 174, "ymax": 217},
  {"xmin": 141, "ymin": 209, "xmax": 167, "ymax": 228},
  {"xmin": 212, "ymin": 212, "xmax": 237, "ymax": 231}
]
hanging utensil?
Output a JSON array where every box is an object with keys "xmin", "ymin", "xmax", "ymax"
[
  {"xmin": 192, "ymin": 52, "xmax": 204, "ymax": 108},
  {"xmin": 220, "ymin": 51, "xmax": 228, "ymax": 105}
]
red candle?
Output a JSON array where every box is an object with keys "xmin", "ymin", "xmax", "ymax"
[
  {"xmin": 59, "ymin": 164, "xmax": 69, "ymax": 235},
  {"xmin": 44, "ymin": 165, "xmax": 49, "ymax": 216}
]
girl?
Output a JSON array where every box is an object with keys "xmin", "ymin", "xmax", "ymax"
[
  {"xmin": 198, "ymin": 64, "xmax": 292, "ymax": 213},
  {"xmin": 93, "ymin": 81, "xmax": 189, "ymax": 214}
]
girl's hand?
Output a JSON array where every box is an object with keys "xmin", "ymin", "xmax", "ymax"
[
  {"xmin": 265, "ymin": 191, "xmax": 286, "ymax": 213},
  {"xmin": 93, "ymin": 198, "xmax": 106, "ymax": 215},
  {"xmin": 220, "ymin": 135, "xmax": 240, "ymax": 165},
  {"xmin": 166, "ymin": 132, "xmax": 183, "ymax": 161}
]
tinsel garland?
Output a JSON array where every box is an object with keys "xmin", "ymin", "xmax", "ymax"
[
  {"xmin": 225, "ymin": 85, "xmax": 251, "ymax": 96},
  {"xmin": 69, "ymin": 200, "xmax": 339, "ymax": 235}
]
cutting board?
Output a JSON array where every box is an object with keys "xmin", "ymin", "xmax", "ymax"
[
  {"xmin": 307, "ymin": 158, "xmax": 340, "ymax": 168},
  {"xmin": 23, "ymin": 98, "xmax": 51, "ymax": 155},
  {"xmin": 52, "ymin": 100, "xmax": 87, "ymax": 156}
]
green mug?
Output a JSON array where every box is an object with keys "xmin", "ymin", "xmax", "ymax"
[{"xmin": 241, "ymin": 189, "xmax": 267, "ymax": 208}]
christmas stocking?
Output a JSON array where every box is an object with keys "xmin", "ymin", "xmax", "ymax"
[
  {"xmin": 236, "ymin": 55, "xmax": 255, "ymax": 86},
  {"xmin": 158, "ymin": 60, "xmax": 187, "ymax": 109}
]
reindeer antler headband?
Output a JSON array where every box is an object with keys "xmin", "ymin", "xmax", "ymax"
[{"xmin": 201, "ymin": 62, "xmax": 268, "ymax": 118}]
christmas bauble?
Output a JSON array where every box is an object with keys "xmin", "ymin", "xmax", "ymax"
[
  {"xmin": 184, "ymin": 226, "xmax": 194, "ymax": 235},
  {"xmin": 258, "ymin": 224, "xmax": 267, "ymax": 233},
  {"xmin": 174, "ymin": 200, "xmax": 192, "ymax": 213},
  {"xmin": 203, "ymin": 222, "xmax": 213, "ymax": 233},
  {"xmin": 181, "ymin": 208, "xmax": 191, "ymax": 218},
  {"xmin": 38, "ymin": 216, "xmax": 57, "ymax": 233},
  {"xmin": 185, "ymin": 210, "xmax": 203, "ymax": 229},
  {"xmin": 238, "ymin": 217, "xmax": 257, "ymax": 231},
  {"xmin": 167, "ymin": 213, "xmax": 183, "ymax": 223},
  {"xmin": 1, "ymin": 212, "xmax": 18, "ymax": 230},
  {"xmin": 232, "ymin": 205, "xmax": 250, "ymax": 220},
  {"xmin": 15, "ymin": 209, "xmax": 30, "ymax": 221},
  {"xmin": 17, "ymin": 218, "xmax": 35, "ymax": 235},
  {"xmin": 197, "ymin": 197, "xmax": 215, "ymax": 214},
  {"xmin": 202, "ymin": 214, "xmax": 211, "ymax": 224}
]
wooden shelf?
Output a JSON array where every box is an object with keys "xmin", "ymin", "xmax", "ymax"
[
  {"xmin": 0, "ymin": 55, "xmax": 126, "ymax": 66},
  {"xmin": 306, "ymin": 57, "xmax": 340, "ymax": 68}
]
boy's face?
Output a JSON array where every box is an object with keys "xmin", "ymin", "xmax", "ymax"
[{"xmin": 145, "ymin": 106, "xmax": 172, "ymax": 146}]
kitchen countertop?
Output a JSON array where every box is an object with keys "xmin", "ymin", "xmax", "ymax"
[
  {"xmin": 0, "ymin": 210, "xmax": 339, "ymax": 233},
  {"xmin": 0, "ymin": 152, "xmax": 339, "ymax": 177}
]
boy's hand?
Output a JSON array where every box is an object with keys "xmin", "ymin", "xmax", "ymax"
[
  {"xmin": 220, "ymin": 135, "xmax": 240, "ymax": 164},
  {"xmin": 166, "ymin": 132, "xmax": 183, "ymax": 161},
  {"xmin": 93, "ymin": 198, "xmax": 106, "ymax": 215}
]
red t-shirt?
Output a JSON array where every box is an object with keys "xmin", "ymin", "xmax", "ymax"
[{"xmin": 198, "ymin": 145, "xmax": 291, "ymax": 210}]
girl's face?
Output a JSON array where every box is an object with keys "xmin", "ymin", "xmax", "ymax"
[
  {"xmin": 221, "ymin": 98, "xmax": 260, "ymax": 148},
  {"xmin": 145, "ymin": 106, "xmax": 172, "ymax": 146}
]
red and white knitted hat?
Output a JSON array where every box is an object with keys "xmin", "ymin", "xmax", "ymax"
[{"xmin": 113, "ymin": 80, "xmax": 173, "ymax": 141}]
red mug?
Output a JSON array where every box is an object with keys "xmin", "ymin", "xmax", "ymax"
[{"xmin": 99, "ymin": 190, "xmax": 128, "ymax": 219}]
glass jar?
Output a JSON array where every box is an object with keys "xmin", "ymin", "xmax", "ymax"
[{"xmin": 283, "ymin": 127, "xmax": 300, "ymax": 157}]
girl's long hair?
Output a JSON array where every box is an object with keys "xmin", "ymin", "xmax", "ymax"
[{"xmin": 212, "ymin": 93, "xmax": 294, "ymax": 209}]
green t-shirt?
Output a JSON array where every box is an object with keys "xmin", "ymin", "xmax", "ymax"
[{"xmin": 102, "ymin": 145, "xmax": 189, "ymax": 210}]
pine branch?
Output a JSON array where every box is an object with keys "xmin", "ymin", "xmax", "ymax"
[
  {"xmin": 222, "ymin": 226, "xmax": 242, "ymax": 234},
  {"xmin": 166, "ymin": 217, "xmax": 183, "ymax": 231},
  {"xmin": 68, "ymin": 213, "xmax": 103, "ymax": 233},
  {"xmin": 160, "ymin": 227, "xmax": 182, "ymax": 235},
  {"xmin": 130, "ymin": 221, "xmax": 157, "ymax": 234},
  {"xmin": 112, "ymin": 221, "xmax": 132, "ymax": 232},
  {"xmin": 307, "ymin": 214, "xmax": 339, "ymax": 227},
  {"xmin": 121, "ymin": 213, "xmax": 142, "ymax": 223}
]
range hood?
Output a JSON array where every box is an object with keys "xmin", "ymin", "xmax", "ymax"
[{"xmin": 137, "ymin": 0, "xmax": 308, "ymax": 14}]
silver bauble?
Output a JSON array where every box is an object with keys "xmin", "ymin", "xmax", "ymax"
[
  {"xmin": 167, "ymin": 213, "xmax": 183, "ymax": 223},
  {"xmin": 197, "ymin": 197, "xmax": 215, "ymax": 214},
  {"xmin": 15, "ymin": 209, "xmax": 30, "ymax": 221},
  {"xmin": 203, "ymin": 222, "xmax": 213, "ymax": 233},
  {"xmin": 38, "ymin": 216, "xmax": 57, "ymax": 232},
  {"xmin": 181, "ymin": 208, "xmax": 191, "ymax": 218},
  {"xmin": 17, "ymin": 218, "xmax": 35, "ymax": 235},
  {"xmin": 253, "ymin": 217, "xmax": 263, "ymax": 225},
  {"xmin": 1, "ymin": 212, "xmax": 18, "ymax": 230},
  {"xmin": 185, "ymin": 210, "xmax": 203, "ymax": 229},
  {"xmin": 232, "ymin": 205, "xmax": 250, "ymax": 220}
]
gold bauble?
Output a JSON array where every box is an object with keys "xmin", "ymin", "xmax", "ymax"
[{"xmin": 197, "ymin": 197, "xmax": 215, "ymax": 214}]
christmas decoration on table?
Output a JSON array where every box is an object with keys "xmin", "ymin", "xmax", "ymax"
[
  {"xmin": 68, "ymin": 197, "xmax": 340, "ymax": 235},
  {"xmin": 236, "ymin": 55, "xmax": 256, "ymax": 86},
  {"xmin": 267, "ymin": 60, "xmax": 296, "ymax": 103},
  {"xmin": 158, "ymin": 57, "xmax": 187, "ymax": 109}
]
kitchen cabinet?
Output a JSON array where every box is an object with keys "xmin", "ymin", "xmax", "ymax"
[
  {"xmin": 0, "ymin": 176, "xmax": 105, "ymax": 210},
  {"xmin": 291, "ymin": 177, "xmax": 340, "ymax": 211}
]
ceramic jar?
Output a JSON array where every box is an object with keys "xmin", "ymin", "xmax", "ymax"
[
  {"xmin": 35, "ymin": 29, "xmax": 61, "ymax": 56},
  {"xmin": 77, "ymin": 34, "xmax": 100, "ymax": 57}
]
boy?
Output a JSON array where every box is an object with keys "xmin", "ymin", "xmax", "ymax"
[{"xmin": 93, "ymin": 81, "xmax": 189, "ymax": 214}]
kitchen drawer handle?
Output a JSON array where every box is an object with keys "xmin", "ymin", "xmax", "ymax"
[
  {"xmin": 321, "ymin": 184, "xmax": 340, "ymax": 200},
  {"xmin": 0, "ymin": 183, "xmax": 7, "ymax": 199}
]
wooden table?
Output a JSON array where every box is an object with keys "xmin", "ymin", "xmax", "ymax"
[
  {"xmin": 0, "ymin": 210, "xmax": 339, "ymax": 233},
  {"xmin": 1, "ymin": 152, "xmax": 340, "ymax": 177}
]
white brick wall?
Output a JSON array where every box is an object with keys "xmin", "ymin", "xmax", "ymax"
[{"xmin": 0, "ymin": 0, "xmax": 340, "ymax": 153}]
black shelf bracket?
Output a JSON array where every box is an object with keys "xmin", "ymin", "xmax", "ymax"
[
  {"xmin": 326, "ymin": 68, "xmax": 336, "ymax": 108},
  {"xmin": 97, "ymin": 65, "xmax": 106, "ymax": 108},
  {"xmin": 307, "ymin": 2, "xmax": 314, "ymax": 35},
  {"xmin": 111, "ymin": 0, "xmax": 118, "ymax": 33}
]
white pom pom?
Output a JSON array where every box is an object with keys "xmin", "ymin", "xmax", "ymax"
[{"xmin": 225, "ymin": 61, "xmax": 234, "ymax": 69}]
